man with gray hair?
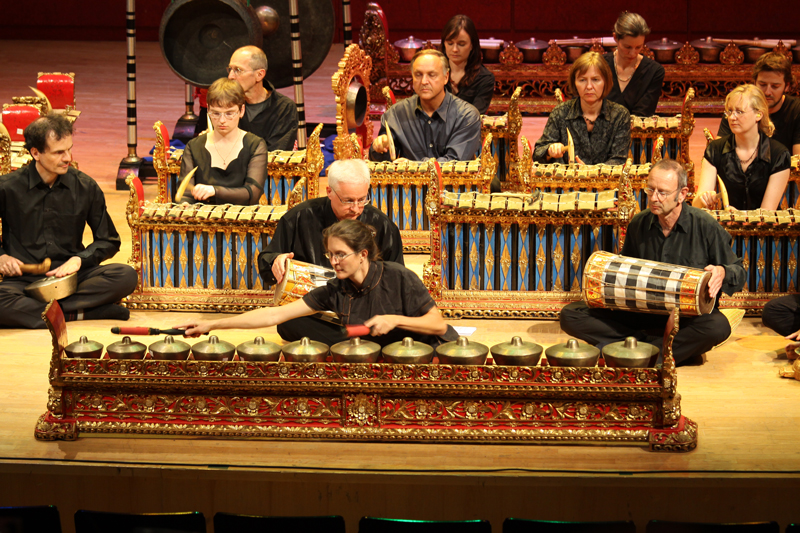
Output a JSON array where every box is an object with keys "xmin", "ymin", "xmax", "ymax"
[
  {"xmin": 369, "ymin": 49, "xmax": 481, "ymax": 162},
  {"xmin": 559, "ymin": 159, "xmax": 746, "ymax": 366},
  {"xmin": 226, "ymin": 45, "xmax": 298, "ymax": 151},
  {"xmin": 258, "ymin": 159, "xmax": 404, "ymax": 343}
]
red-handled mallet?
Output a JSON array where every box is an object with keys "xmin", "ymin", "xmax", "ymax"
[{"xmin": 345, "ymin": 324, "xmax": 371, "ymax": 337}]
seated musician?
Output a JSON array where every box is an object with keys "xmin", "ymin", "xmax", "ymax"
[
  {"xmin": 179, "ymin": 78, "xmax": 267, "ymax": 205},
  {"xmin": 441, "ymin": 14, "xmax": 494, "ymax": 115},
  {"xmin": 560, "ymin": 159, "xmax": 746, "ymax": 366},
  {"xmin": 762, "ymin": 294, "xmax": 800, "ymax": 352},
  {"xmin": 0, "ymin": 114, "xmax": 138, "ymax": 329},
  {"xmin": 369, "ymin": 49, "xmax": 482, "ymax": 163},
  {"xmin": 182, "ymin": 219, "xmax": 457, "ymax": 348},
  {"xmin": 603, "ymin": 12, "xmax": 664, "ymax": 117},
  {"xmin": 694, "ymin": 84, "xmax": 791, "ymax": 211},
  {"xmin": 533, "ymin": 52, "xmax": 630, "ymax": 166},
  {"xmin": 257, "ymin": 159, "xmax": 404, "ymax": 344},
  {"xmin": 717, "ymin": 53, "xmax": 800, "ymax": 155},
  {"xmin": 196, "ymin": 46, "xmax": 298, "ymax": 151}
]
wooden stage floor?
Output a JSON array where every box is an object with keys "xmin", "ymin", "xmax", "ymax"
[{"xmin": 1, "ymin": 40, "xmax": 800, "ymax": 532}]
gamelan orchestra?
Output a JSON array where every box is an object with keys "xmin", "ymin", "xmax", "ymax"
[{"xmin": 5, "ymin": 6, "xmax": 800, "ymax": 451}]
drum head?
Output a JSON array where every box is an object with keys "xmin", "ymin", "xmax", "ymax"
[
  {"xmin": 697, "ymin": 271, "xmax": 715, "ymax": 315},
  {"xmin": 273, "ymin": 257, "xmax": 294, "ymax": 305}
]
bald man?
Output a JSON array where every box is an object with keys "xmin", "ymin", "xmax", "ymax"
[{"xmin": 224, "ymin": 46, "xmax": 298, "ymax": 151}]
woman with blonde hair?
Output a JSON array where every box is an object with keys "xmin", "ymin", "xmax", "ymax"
[
  {"xmin": 533, "ymin": 51, "xmax": 630, "ymax": 165},
  {"xmin": 179, "ymin": 77, "xmax": 267, "ymax": 205},
  {"xmin": 695, "ymin": 84, "xmax": 791, "ymax": 211}
]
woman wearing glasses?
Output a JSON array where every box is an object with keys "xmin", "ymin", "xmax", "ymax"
[
  {"xmin": 533, "ymin": 52, "xmax": 631, "ymax": 166},
  {"xmin": 178, "ymin": 77, "xmax": 267, "ymax": 205},
  {"xmin": 179, "ymin": 219, "xmax": 457, "ymax": 348},
  {"xmin": 694, "ymin": 84, "xmax": 791, "ymax": 211}
]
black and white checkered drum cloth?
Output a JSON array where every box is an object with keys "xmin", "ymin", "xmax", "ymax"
[{"xmin": 582, "ymin": 251, "xmax": 714, "ymax": 316}]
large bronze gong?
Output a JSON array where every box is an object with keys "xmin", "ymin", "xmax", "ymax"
[{"xmin": 160, "ymin": 0, "xmax": 334, "ymax": 89}]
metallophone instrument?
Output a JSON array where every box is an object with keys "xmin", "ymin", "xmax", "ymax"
[
  {"xmin": 424, "ymin": 159, "xmax": 639, "ymax": 318},
  {"xmin": 123, "ymin": 175, "xmax": 304, "ymax": 312},
  {"xmin": 35, "ymin": 299, "xmax": 697, "ymax": 451},
  {"xmin": 360, "ymin": 2, "xmax": 800, "ymax": 115}
]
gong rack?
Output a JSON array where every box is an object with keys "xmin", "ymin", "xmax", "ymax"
[{"xmin": 35, "ymin": 301, "xmax": 696, "ymax": 452}]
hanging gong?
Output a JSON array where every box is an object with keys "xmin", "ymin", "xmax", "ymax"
[{"xmin": 159, "ymin": 0, "xmax": 334, "ymax": 89}]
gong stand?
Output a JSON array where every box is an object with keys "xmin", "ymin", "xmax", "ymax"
[{"xmin": 116, "ymin": 0, "xmax": 143, "ymax": 190}]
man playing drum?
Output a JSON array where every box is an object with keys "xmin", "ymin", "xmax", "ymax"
[
  {"xmin": 257, "ymin": 158, "xmax": 404, "ymax": 344},
  {"xmin": 559, "ymin": 159, "xmax": 746, "ymax": 366},
  {"xmin": 0, "ymin": 114, "xmax": 138, "ymax": 329}
]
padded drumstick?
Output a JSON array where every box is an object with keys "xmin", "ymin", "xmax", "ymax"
[
  {"xmin": 345, "ymin": 324, "xmax": 371, "ymax": 337},
  {"xmin": 19, "ymin": 258, "xmax": 51, "ymax": 275},
  {"xmin": 566, "ymin": 128, "xmax": 575, "ymax": 165},
  {"xmin": 174, "ymin": 167, "xmax": 198, "ymax": 203},
  {"xmin": 111, "ymin": 326, "xmax": 207, "ymax": 336}
]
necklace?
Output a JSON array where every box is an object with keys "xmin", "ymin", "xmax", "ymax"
[
  {"xmin": 614, "ymin": 50, "xmax": 639, "ymax": 82},
  {"xmin": 583, "ymin": 115, "xmax": 596, "ymax": 126},
  {"xmin": 736, "ymin": 143, "xmax": 758, "ymax": 166},
  {"xmin": 212, "ymin": 130, "xmax": 242, "ymax": 166}
]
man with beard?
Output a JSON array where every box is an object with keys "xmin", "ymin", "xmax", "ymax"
[
  {"xmin": 559, "ymin": 159, "xmax": 746, "ymax": 366},
  {"xmin": 257, "ymin": 158, "xmax": 404, "ymax": 345}
]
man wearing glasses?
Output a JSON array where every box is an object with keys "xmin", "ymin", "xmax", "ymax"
[
  {"xmin": 225, "ymin": 45, "xmax": 298, "ymax": 151},
  {"xmin": 257, "ymin": 159, "xmax": 404, "ymax": 343},
  {"xmin": 559, "ymin": 159, "xmax": 745, "ymax": 366}
]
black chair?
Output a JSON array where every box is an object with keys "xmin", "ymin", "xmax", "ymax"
[
  {"xmin": 503, "ymin": 518, "xmax": 636, "ymax": 533},
  {"xmin": 359, "ymin": 517, "xmax": 491, "ymax": 533},
  {"xmin": 0, "ymin": 505, "xmax": 62, "ymax": 533},
  {"xmin": 647, "ymin": 521, "xmax": 780, "ymax": 533},
  {"xmin": 74, "ymin": 510, "xmax": 206, "ymax": 533},
  {"xmin": 213, "ymin": 512, "xmax": 345, "ymax": 533}
]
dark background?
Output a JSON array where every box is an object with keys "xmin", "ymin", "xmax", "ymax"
[{"xmin": 2, "ymin": 0, "xmax": 798, "ymax": 43}]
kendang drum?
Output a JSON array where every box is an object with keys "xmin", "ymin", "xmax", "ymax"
[
  {"xmin": 273, "ymin": 258, "xmax": 336, "ymax": 306},
  {"xmin": 583, "ymin": 251, "xmax": 714, "ymax": 316}
]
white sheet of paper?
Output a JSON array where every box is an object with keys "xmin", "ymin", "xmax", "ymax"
[{"xmin": 453, "ymin": 326, "xmax": 477, "ymax": 336}]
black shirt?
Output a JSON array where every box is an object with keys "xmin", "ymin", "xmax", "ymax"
[
  {"xmin": 604, "ymin": 52, "xmax": 665, "ymax": 117},
  {"xmin": 533, "ymin": 98, "xmax": 631, "ymax": 165},
  {"xmin": 303, "ymin": 260, "xmax": 458, "ymax": 348},
  {"xmin": 717, "ymin": 95, "xmax": 800, "ymax": 153},
  {"xmin": 179, "ymin": 131, "xmax": 267, "ymax": 205},
  {"xmin": 257, "ymin": 197, "xmax": 404, "ymax": 286},
  {"xmin": 239, "ymin": 81, "xmax": 298, "ymax": 152},
  {"xmin": 0, "ymin": 164, "xmax": 121, "ymax": 269},
  {"xmin": 703, "ymin": 132, "xmax": 791, "ymax": 210},
  {"xmin": 368, "ymin": 92, "xmax": 482, "ymax": 163},
  {"xmin": 446, "ymin": 64, "xmax": 495, "ymax": 115},
  {"xmin": 621, "ymin": 203, "xmax": 745, "ymax": 298}
]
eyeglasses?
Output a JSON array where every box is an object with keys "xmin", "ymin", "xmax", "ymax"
[
  {"xmin": 644, "ymin": 186, "xmax": 679, "ymax": 200},
  {"xmin": 324, "ymin": 251, "xmax": 358, "ymax": 263},
  {"xmin": 723, "ymin": 108, "xmax": 753, "ymax": 119},
  {"xmin": 331, "ymin": 188, "xmax": 371, "ymax": 207},
  {"xmin": 226, "ymin": 66, "xmax": 252, "ymax": 77},
  {"xmin": 208, "ymin": 110, "xmax": 239, "ymax": 120}
]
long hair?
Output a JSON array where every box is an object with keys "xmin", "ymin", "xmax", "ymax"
[
  {"xmin": 726, "ymin": 84, "xmax": 775, "ymax": 137},
  {"xmin": 323, "ymin": 219, "xmax": 381, "ymax": 262},
  {"xmin": 613, "ymin": 12, "xmax": 650, "ymax": 40},
  {"xmin": 440, "ymin": 14, "xmax": 481, "ymax": 89}
]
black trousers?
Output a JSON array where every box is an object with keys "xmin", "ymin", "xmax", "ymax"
[
  {"xmin": 0, "ymin": 264, "xmax": 138, "ymax": 329},
  {"xmin": 762, "ymin": 294, "xmax": 800, "ymax": 337},
  {"xmin": 559, "ymin": 301, "xmax": 731, "ymax": 366}
]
